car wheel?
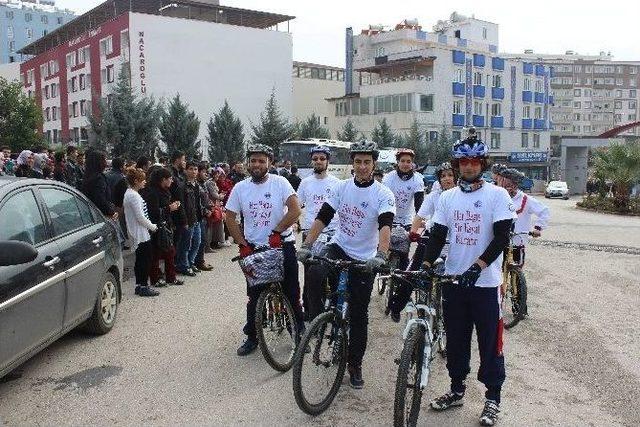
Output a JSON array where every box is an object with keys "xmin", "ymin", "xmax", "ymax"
[
  {"xmin": 83, "ymin": 272, "xmax": 119, "ymax": 335},
  {"xmin": 563, "ymin": 196, "xmax": 569, "ymax": 200}
]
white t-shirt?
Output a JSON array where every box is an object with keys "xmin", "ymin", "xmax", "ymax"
[
  {"xmin": 432, "ymin": 183, "xmax": 516, "ymax": 287},
  {"xmin": 511, "ymin": 190, "xmax": 550, "ymax": 246},
  {"xmin": 328, "ymin": 179, "xmax": 396, "ymax": 261},
  {"xmin": 382, "ymin": 171, "xmax": 425, "ymax": 226},
  {"xmin": 297, "ymin": 174, "xmax": 341, "ymax": 231},
  {"xmin": 225, "ymin": 174, "xmax": 296, "ymax": 246},
  {"xmin": 417, "ymin": 187, "xmax": 442, "ymax": 229}
]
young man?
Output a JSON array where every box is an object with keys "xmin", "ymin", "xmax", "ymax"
[
  {"xmin": 498, "ymin": 168, "xmax": 550, "ymax": 315},
  {"xmin": 298, "ymin": 140, "xmax": 395, "ymax": 389},
  {"xmin": 382, "ymin": 148, "xmax": 424, "ymax": 269},
  {"xmin": 422, "ymin": 132, "xmax": 516, "ymax": 426},
  {"xmin": 287, "ymin": 165, "xmax": 302, "ymax": 191},
  {"xmin": 228, "ymin": 161, "xmax": 247, "ymax": 185},
  {"xmin": 225, "ymin": 144, "xmax": 304, "ymax": 356},
  {"xmin": 296, "ymin": 145, "xmax": 341, "ymax": 320},
  {"xmin": 193, "ymin": 163, "xmax": 215, "ymax": 271},
  {"xmin": 175, "ymin": 161, "xmax": 202, "ymax": 276},
  {"xmin": 64, "ymin": 145, "xmax": 83, "ymax": 189}
]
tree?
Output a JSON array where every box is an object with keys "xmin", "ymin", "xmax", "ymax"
[
  {"xmin": 250, "ymin": 90, "xmax": 294, "ymax": 160},
  {"xmin": 425, "ymin": 124, "xmax": 454, "ymax": 165},
  {"xmin": 88, "ymin": 64, "xmax": 161, "ymax": 159},
  {"xmin": 0, "ymin": 77, "xmax": 44, "ymax": 151},
  {"xmin": 295, "ymin": 113, "xmax": 330, "ymax": 139},
  {"xmin": 207, "ymin": 100, "xmax": 245, "ymax": 164},
  {"xmin": 370, "ymin": 118, "xmax": 395, "ymax": 147},
  {"xmin": 159, "ymin": 94, "xmax": 201, "ymax": 160},
  {"xmin": 593, "ymin": 142, "xmax": 640, "ymax": 211},
  {"xmin": 401, "ymin": 119, "xmax": 428, "ymax": 165},
  {"xmin": 336, "ymin": 118, "xmax": 359, "ymax": 142}
]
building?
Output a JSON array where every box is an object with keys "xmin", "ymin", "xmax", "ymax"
[
  {"xmin": 0, "ymin": 0, "xmax": 75, "ymax": 64},
  {"xmin": 0, "ymin": 62, "xmax": 19, "ymax": 81},
  {"xmin": 292, "ymin": 61, "xmax": 344, "ymax": 127},
  {"xmin": 17, "ymin": 0, "xmax": 294, "ymax": 151},
  {"xmin": 327, "ymin": 13, "xmax": 553, "ymax": 185}
]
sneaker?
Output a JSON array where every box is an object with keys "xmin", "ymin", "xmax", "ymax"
[
  {"xmin": 196, "ymin": 263, "xmax": 213, "ymax": 271},
  {"xmin": 479, "ymin": 400, "xmax": 500, "ymax": 426},
  {"xmin": 191, "ymin": 265, "xmax": 201, "ymax": 273},
  {"xmin": 153, "ymin": 279, "xmax": 168, "ymax": 288},
  {"xmin": 168, "ymin": 279, "xmax": 185, "ymax": 286},
  {"xmin": 390, "ymin": 310, "xmax": 401, "ymax": 323},
  {"xmin": 135, "ymin": 285, "xmax": 160, "ymax": 297},
  {"xmin": 348, "ymin": 365, "xmax": 364, "ymax": 389},
  {"xmin": 430, "ymin": 391, "xmax": 465, "ymax": 411},
  {"xmin": 236, "ymin": 338, "xmax": 258, "ymax": 356},
  {"xmin": 178, "ymin": 269, "xmax": 196, "ymax": 277}
]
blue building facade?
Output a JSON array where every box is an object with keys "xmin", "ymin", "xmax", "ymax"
[{"xmin": 0, "ymin": 1, "xmax": 75, "ymax": 64}]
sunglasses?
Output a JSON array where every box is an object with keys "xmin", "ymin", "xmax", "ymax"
[{"xmin": 459, "ymin": 158, "xmax": 482, "ymax": 167}]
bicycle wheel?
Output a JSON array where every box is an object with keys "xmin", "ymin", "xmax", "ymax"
[
  {"xmin": 292, "ymin": 311, "xmax": 348, "ymax": 415},
  {"xmin": 394, "ymin": 323, "xmax": 426, "ymax": 427},
  {"xmin": 432, "ymin": 283, "xmax": 446, "ymax": 358},
  {"xmin": 384, "ymin": 255, "xmax": 401, "ymax": 315},
  {"xmin": 504, "ymin": 271, "xmax": 527, "ymax": 329},
  {"xmin": 255, "ymin": 286, "xmax": 298, "ymax": 372}
]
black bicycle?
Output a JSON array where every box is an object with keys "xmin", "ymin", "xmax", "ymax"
[
  {"xmin": 292, "ymin": 255, "xmax": 371, "ymax": 416},
  {"xmin": 502, "ymin": 232, "xmax": 533, "ymax": 329}
]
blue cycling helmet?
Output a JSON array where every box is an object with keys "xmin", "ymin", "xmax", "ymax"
[
  {"xmin": 309, "ymin": 145, "xmax": 331, "ymax": 159},
  {"xmin": 452, "ymin": 136, "xmax": 488, "ymax": 159}
]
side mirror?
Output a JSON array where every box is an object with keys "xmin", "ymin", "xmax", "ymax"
[{"xmin": 0, "ymin": 241, "xmax": 38, "ymax": 267}]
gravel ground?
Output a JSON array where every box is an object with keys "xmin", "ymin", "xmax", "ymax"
[{"xmin": 0, "ymin": 198, "xmax": 638, "ymax": 426}]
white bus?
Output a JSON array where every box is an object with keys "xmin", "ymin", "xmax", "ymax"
[{"xmin": 280, "ymin": 139, "xmax": 353, "ymax": 179}]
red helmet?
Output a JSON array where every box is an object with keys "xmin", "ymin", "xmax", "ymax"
[{"xmin": 395, "ymin": 148, "xmax": 415, "ymax": 160}]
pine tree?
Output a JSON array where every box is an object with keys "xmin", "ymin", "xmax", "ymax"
[
  {"xmin": 370, "ymin": 118, "xmax": 396, "ymax": 147},
  {"xmin": 296, "ymin": 113, "xmax": 330, "ymax": 139},
  {"xmin": 0, "ymin": 77, "xmax": 44, "ymax": 151},
  {"xmin": 207, "ymin": 100, "xmax": 245, "ymax": 164},
  {"xmin": 159, "ymin": 94, "xmax": 201, "ymax": 160},
  {"xmin": 425, "ymin": 123, "xmax": 454, "ymax": 165},
  {"xmin": 402, "ymin": 118, "xmax": 428, "ymax": 165},
  {"xmin": 336, "ymin": 118, "xmax": 359, "ymax": 142},
  {"xmin": 88, "ymin": 64, "xmax": 161, "ymax": 159},
  {"xmin": 250, "ymin": 90, "xmax": 294, "ymax": 160}
]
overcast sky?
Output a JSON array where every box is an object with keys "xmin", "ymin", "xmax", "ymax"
[{"xmin": 57, "ymin": 0, "xmax": 640, "ymax": 66}]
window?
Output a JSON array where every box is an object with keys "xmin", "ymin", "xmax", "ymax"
[
  {"xmin": 523, "ymin": 105, "xmax": 531, "ymax": 118},
  {"xmin": 7, "ymin": 25, "xmax": 14, "ymax": 39},
  {"xmin": 71, "ymin": 76, "xmax": 77, "ymax": 92},
  {"xmin": 72, "ymin": 102, "xmax": 78, "ymax": 117},
  {"xmin": 630, "ymin": 89, "xmax": 637, "ymax": 97},
  {"xmin": 574, "ymin": 65, "xmax": 582, "ymax": 72},
  {"xmin": 454, "ymin": 68, "xmax": 464, "ymax": 83},
  {"xmin": 473, "ymin": 72, "xmax": 483, "ymax": 86},
  {"xmin": 25, "ymin": 13, "xmax": 32, "ymax": 22},
  {"xmin": 521, "ymin": 133, "xmax": 529, "ymax": 148},
  {"xmin": 524, "ymin": 78, "xmax": 531, "ymax": 91},
  {"xmin": 453, "ymin": 100, "xmax": 463, "ymax": 115},
  {"xmin": 492, "ymin": 74, "xmax": 502, "ymax": 88},
  {"xmin": 584, "ymin": 101, "xmax": 591, "ymax": 109},
  {"xmin": 9, "ymin": 40, "xmax": 15, "ymax": 52},
  {"xmin": 616, "ymin": 78, "xmax": 623, "ymax": 86},
  {"xmin": 615, "ymin": 101, "xmax": 622, "ymax": 109},
  {"xmin": 40, "ymin": 188, "xmax": 86, "ymax": 236},
  {"xmin": 45, "ymin": 107, "xmax": 50, "ymax": 121},
  {"xmin": 574, "ymin": 89, "xmax": 581, "ymax": 97},
  {"xmin": 66, "ymin": 52, "xmax": 76, "ymax": 68},
  {"xmin": 0, "ymin": 190, "xmax": 46, "ymax": 245},
  {"xmin": 491, "ymin": 103, "xmax": 501, "ymax": 116},
  {"xmin": 26, "ymin": 27, "xmax": 33, "ymax": 39},
  {"xmin": 57, "ymin": 16, "xmax": 63, "ymax": 24},
  {"xmin": 375, "ymin": 47, "xmax": 385, "ymax": 57},
  {"xmin": 6, "ymin": 10, "xmax": 14, "ymax": 19},
  {"xmin": 573, "ymin": 101, "xmax": 581, "ymax": 109},
  {"xmin": 360, "ymin": 97, "xmax": 370, "ymax": 115},
  {"xmin": 80, "ymin": 100, "xmax": 87, "ymax": 116},
  {"xmin": 490, "ymin": 132, "xmax": 500, "ymax": 149},
  {"xmin": 584, "ymin": 88, "xmax": 592, "ymax": 97},
  {"xmin": 41, "ymin": 15, "xmax": 48, "ymax": 24},
  {"xmin": 534, "ymin": 107, "xmax": 542, "ymax": 119},
  {"xmin": 40, "ymin": 64, "xmax": 49, "ymax": 79},
  {"xmin": 533, "ymin": 133, "xmax": 540, "ymax": 148},
  {"xmin": 420, "ymin": 95, "xmax": 433, "ymax": 112},
  {"xmin": 535, "ymin": 79, "xmax": 543, "ymax": 92},
  {"xmin": 482, "ymin": 27, "xmax": 487, "ymax": 39},
  {"xmin": 107, "ymin": 65, "xmax": 115, "ymax": 83},
  {"xmin": 473, "ymin": 101, "xmax": 483, "ymax": 115},
  {"xmin": 630, "ymin": 101, "xmax": 637, "ymax": 109},
  {"xmin": 79, "ymin": 74, "xmax": 86, "ymax": 90},
  {"xmin": 585, "ymin": 66, "xmax": 592, "ymax": 73},
  {"xmin": 52, "ymin": 106, "xmax": 57, "ymax": 121},
  {"xmin": 452, "ymin": 130, "xmax": 461, "ymax": 140},
  {"xmin": 100, "ymin": 36, "xmax": 113, "ymax": 56}
]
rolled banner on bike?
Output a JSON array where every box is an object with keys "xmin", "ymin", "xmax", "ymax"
[
  {"xmin": 238, "ymin": 248, "xmax": 284, "ymax": 287},
  {"xmin": 390, "ymin": 226, "xmax": 411, "ymax": 255},
  {"xmin": 311, "ymin": 231, "xmax": 334, "ymax": 257}
]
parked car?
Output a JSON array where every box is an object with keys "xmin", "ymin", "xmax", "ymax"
[
  {"xmin": 0, "ymin": 177, "xmax": 123, "ymax": 379},
  {"xmin": 545, "ymin": 180, "xmax": 570, "ymax": 199}
]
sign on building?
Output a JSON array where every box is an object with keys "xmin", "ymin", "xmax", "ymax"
[{"xmin": 509, "ymin": 151, "xmax": 548, "ymax": 163}]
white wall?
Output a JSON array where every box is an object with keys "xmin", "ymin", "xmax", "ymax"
[
  {"xmin": 129, "ymin": 13, "xmax": 293, "ymax": 158},
  {"xmin": 292, "ymin": 77, "xmax": 342, "ymax": 130},
  {"xmin": 0, "ymin": 62, "xmax": 20, "ymax": 82}
]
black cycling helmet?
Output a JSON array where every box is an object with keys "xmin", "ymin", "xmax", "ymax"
[
  {"xmin": 349, "ymin": 140, "xmax": 379, "ymax": 161},
  {"xmin": 246, "ymin": 144, "xmax": 274, "ymax": 161},
  {"xmin": 309, "ymin": 145, "xmax": 331, "ymax": 159},
  {"xmin": 435, "ymin": 162, "xmax": 453, "ymax": 179},
  {"xmin": 491, "ymin": 163, "xmax": 508, "ymax": 175},
  {"xmin": 500, "ymin": 168, "xmax": 525, "ymax": 184}
]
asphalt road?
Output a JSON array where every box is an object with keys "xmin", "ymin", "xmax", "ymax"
[{"xmin": 1, "ymin": 197, "xmax": 639, "ymax": 426}]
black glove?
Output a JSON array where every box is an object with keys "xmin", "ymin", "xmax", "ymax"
[
  {"xmin": 365, "ymin": 250, "xmax": 387, "ymax": 273},
  {"xmin": 459, "ymin": 263, "xmax": 482, "ymax": 287}
]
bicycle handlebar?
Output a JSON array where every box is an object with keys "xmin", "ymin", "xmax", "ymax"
[
  {"xmin": 303, "ymin": 255, "xmax": 366, "ymax": 269},
  {"xmin": 391, "ymin": 269, "xmax": 458, "ymax": 283}
]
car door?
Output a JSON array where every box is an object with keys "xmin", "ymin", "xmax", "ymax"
[
  {"xmin": 37, "ymin": 186, "xmax": 108, "ymax": 329},
  {"xmin": 0, "ymin": 188, "xmax": 65, "ymax": 373}
]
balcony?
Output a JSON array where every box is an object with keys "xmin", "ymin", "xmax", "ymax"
[
  {"xmin": 452, "ymin": 50, "xmax": 465, "ymax": 64},
  {"xmin": 492, "ymin": 57, "xmax": 504, "ymax": 71},
  {"xmin": 473, "ymin": 115, "xmax": 485, "ymax": 127},
  {"xmin": 523, "ymin": 62, "xmax": 533, "ymax": 75},
  {"xmin": 452, "ymin": 82, "xmax": 465, "ymax": 96},
  {"xmin": 522, "ymin": 91, "xmax": 533, "ymax": 103},
  {"xmin": 535, "ymin": 64, "xmax": 545, "ymax": 76},
  {"xmin": 534, "ymin": 92, "xmax": 545, "ymax": 103},
  {"xmin": 522, "ymin": 118, "xmax": 533, "ymax": 129},
  {"xmin": 452, "ymin": 114, "xmax": 465, "ymax": 127},
  {"xmin": 473, "ymin": 85, "xmax": 485, "ymax": 98},
  {"xmin": 534, "ymin": 119, "xmax": 545, "ymax": 129},
  {"xmin": 473, "ymin": 54, "xmax": 485, "ymax": 68},
  {"xmin": 548, "ymin": 95, "xmax": 554, "ymax": 105},
  {"xmin": 491, "ymin": 116, "xmax": 504, "ymax": 128},
  {"xmin": 491, "ymin": 87, "xmax": 504, "ymax": 100},
  {"xmin": 457, "ymin": 38, "xmax": 468, "ymax": 48}
]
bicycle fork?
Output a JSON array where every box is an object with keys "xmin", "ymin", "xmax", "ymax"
[{"xmin": 402, "ymin": 302, "xmax": 435, "ymax": 390}]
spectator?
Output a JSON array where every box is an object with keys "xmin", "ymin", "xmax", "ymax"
[
  {"xmin": 228, "ymin": 161, "xmax": 247, "ymax": 184},
  {"xmin": 158, "ymin": 156, "xmax": 169, "ymax": 167},
  {"xmin": 279, "ymin": 159, "xmax": 292, "ymax": 178},
  {"xmin": 14, "ymin": 150, "xmax": 35, "ymax": 178},
  {"xmin": 123, "ymin": 168, "xmax": 159, "ymax": 297},
  {"xmin": 287, "ymin": 165, "xmax": 302, "ymax": 191},
  {"xmin": 193, "ymin": 163, "xmax": 214, "ymax": 271},
  {"xmin": 215, "ymin": 167, "xmax": 233, "ymax": 204},
  {"xmin": 82, "ymin": 150, "xmax": 118, "ymax": 222},
  {"xmin": 31, "ymin": 153, "xmax": 47, "ymax": 179},
  {"xmin": 65, "ymin": 146, "xmax": 83, "ymax": 188},
  {"xmin": 106, "ymin": 157, "xmax": 126, "ymax": 194},
  {"xmin": 204, "ymin": 168, "xmax": 228, "ymax": 249},
  {"xmin": 175, "ymin": 161, "xmax": 201, "ymax": 276},
  {"xmin": 53, "ymin": 152, "xmax": 66, "ymax": 183},
  {"xmin": 169, "ymin": 151, "xmax": 188, "ymax": 243},
  {"xmin": 143, "ymin": 167, "xmax": 184, "ymax": 287},
  {"xmin": 136, "ymin": 156, "xmax": 151, "ymax": 173}
]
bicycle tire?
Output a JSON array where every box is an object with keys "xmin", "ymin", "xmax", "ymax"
[
  {"xmin": 384, "ymin": 255, "xmax": 401, "ymax": 315},
  {"xmin": 292, "ymin": 311, "xmax": 348, "ymax": 416},
  {"xmin": 504, "ymin": 271, "xmax": 527, "ymax": 329},
  {"xmin": 255, "ymin": 286, "xmax": 298, "ymax": 372},
  {"xmin": 394, "ymin": 323, "xmax": 426, "ymax": 427},
  {"xmin": 433, "ymin": 284, "xmax": 447, "ymax": 358}
]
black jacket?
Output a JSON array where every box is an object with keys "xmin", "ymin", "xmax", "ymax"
[
  {"xmin": 170, "ymin": 166, "xmax": 187, "ymax": 227},
  {"xmin": 83, "ymin": 173, "xmax": 115, "ymax": 217},
  {"xmin": 183, "ymin": 180, "xmax": 200, "ymax": 226},
  {"xmin": 65, "ymin": 160, "xmax": 83, "ymax": 189},
  {"xmin": 105, "ymin": 169, "xmax": 125, "ymax": 196},
  {"xmin": 142, "ymin": 185, "xmax": 174, "ymax": 247},
  {"xmin": 287, "ymin": 174, "xmax": 301, "ymax": 191}
]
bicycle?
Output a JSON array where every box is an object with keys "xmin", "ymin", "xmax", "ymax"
[
  {"xmin": 377, "ymin": 224, "xmax": 411, "ymax": 316},
  {"xmin": 391, "ymin": 267, "xmax": 457, "ymax": 427},
  {"xmin": 292, "ymin": 255, "xmax": 373, "ymax": 416},
  {"xmin": 232, "ymin": 247, "xmax": 299, "ymax": 372},
  {"xmin": 502, "ymin": 232, "xmax": 533, "ymax": 330}
]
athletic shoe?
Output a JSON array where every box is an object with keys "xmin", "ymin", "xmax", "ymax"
[
  {"xmin": 135, "ymin": 285, "xmax": 160, "ymax": 297},
  {"xmin": 191, "ymin": 265, "xmax": 201, "ymax": 273},
  {"xmin": 430, "ymin": 391, "xmax": 465, "ymax": 411},
  {"xmin": 348, "ymin": 365, "xmax": 364, "ymax": 389},
  {"xmin": 178, "ymin": 269, "xmax": 196, "ymax": 277},
  {"xmin": 236, "ymin": 338, "xmax": 258, "ymax": 356},
  {"xmin": 167, "ymin": 279, "xmax": 185, "ymax": 286},
  {"xmin": 196, "ymin": 263, "xmax": 213, "ymax": 271},
  {"xmin": 479, "ymin": 400, "xmax": 500, "ymax": 426},
  {"xmin": 153, "ymin": 279, "xmax": 168, "ymax": 288}
]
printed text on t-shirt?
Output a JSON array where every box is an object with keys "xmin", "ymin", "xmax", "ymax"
[{"xmin": 453, "ymin": 209, "xmax": 481, "ymax": 246}]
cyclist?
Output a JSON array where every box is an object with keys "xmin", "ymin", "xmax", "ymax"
[
  {"xmin": 225, "ymin": 144, "xmax": 304, "ymax": 357},
  {"xmin": 382, "ymin": 148, "xmax": 425, "ymax": 269},
  {"xmin": 297, "ymin": 145, "xmax": 341, "ymax": 320},
  {"xmin": 497, "ymin": 167, "xmax": 550, "ymax": 316},
  {"xmin": 297, "ymin": 140, "xmax": 395, "ymax": 389},
  {"xmin": 421, "ymin": 130, "xmax": 516, "ymax": 427},
  {"xmin": 491, "ymin": 163, "xmax": 507, "ymax": 186}
]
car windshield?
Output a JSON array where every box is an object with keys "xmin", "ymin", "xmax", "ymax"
[{"xmin": 549, "ymin": 181, "xmax": 567, "ymax": 189}]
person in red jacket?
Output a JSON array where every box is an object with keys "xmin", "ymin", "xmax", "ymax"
[{"xmin": 215, "ymin": 167, "xmax": 234, "ymax": 205}]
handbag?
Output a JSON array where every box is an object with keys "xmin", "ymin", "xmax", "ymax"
[
  {"xmin": 209, "ymin": 205, "xmax": 224, "ymax": 224},
  {"xmin": 156, "ymin": 207, "xmax": 174, "ymax": 252}
]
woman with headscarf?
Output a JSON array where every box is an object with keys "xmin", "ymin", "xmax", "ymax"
[
  {"xmin": 14, "ymin": 150, "xmax": 35, "ymax": 178},
  {"xmin": 82, "ymin": 150, "xmax": 117, "ymax": 221},
  {"xmin": 31, "ymin": 153, "xmax": 47, "ymax": 179}
]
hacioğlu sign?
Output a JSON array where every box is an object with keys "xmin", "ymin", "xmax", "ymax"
[{"xmin": 509, "ymin": 152, "xmax": 548, "ymax": 163}]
